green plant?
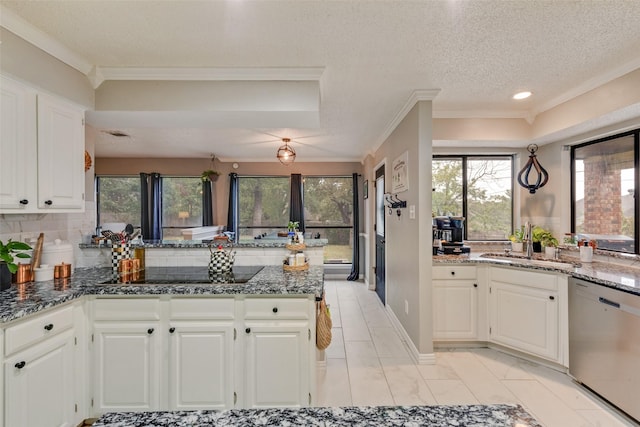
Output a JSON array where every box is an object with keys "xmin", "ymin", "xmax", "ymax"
[
  {"xmin": 533, "ymin": 227, "xmax": 558, "ymax": 247},
  {"xmin": 508, "ymin": 226, "xmax": 525, "ymax": 243},
  {"xmin": 0, "ymin": 239, "xmax": 32, "ymax": 274},
  {"xmin": 201, "ymin": 169, "xmax": 220, "ymax": 182},
  {"xmin": 287, "ymin": 221, "xmax": 300, "ymax": 232}
]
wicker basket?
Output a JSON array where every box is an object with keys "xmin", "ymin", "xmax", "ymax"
[
  {"xmin": 283, "ymin": 262, "xmax": 309, "ymax": 272},
  {"xmin": 285, "ymin": 243, "xmax": 306, "ymax": 251}
]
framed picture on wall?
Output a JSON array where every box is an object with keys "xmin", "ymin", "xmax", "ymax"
[
  {"xmin": 363, "ymin": 180, "xmax": 369, "ymax": 199},
  {"xmin": 392, "ymin": 151, "xmax": 409, "ymax": 193}
]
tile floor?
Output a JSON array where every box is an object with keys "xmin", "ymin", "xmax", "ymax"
[{"xmin": 315, "ymin": 280, "xmax": 638, "ymax": 427}]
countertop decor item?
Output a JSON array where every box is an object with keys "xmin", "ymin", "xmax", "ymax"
[
  {"xmin": 84, "ymin": 150, "xmax": 92, "ymax": 171},
  {"xmin": 0, "ymin": 239, "xmax": 32, "ymax": 290},
  {"xmin": 277, "ymin": 138, "xmax": 296, "ymax": 165},
  {"xmin": 517, "ymin": 144, "xmax": 549, "ymax": 194}
]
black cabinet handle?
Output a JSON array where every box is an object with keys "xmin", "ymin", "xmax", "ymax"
[
  {"xmin": 245, "ymin": 328, "xmax": 251, "ymax": 334},
  {"xmin": 272, "ymin": 307, "xmax": 278, "ymax": 313},
  {"xmin": 44, "ymin": 200, "xmax": 53, "ymax": 206},
  {"xmin": 473, "ymin": 284, "xmax": 478, "ymax": 288},
  {"xmin": 15, "ymin": 361, "xmax": 26, "ymax": 369},
  {"xmin": 450, "ymin": 271, "xmax": 455, "ymax": 276},
  {"xmin": 147, "ymin": 328, "xmax": 154, "ymax": 335},
  {"xmin": 169, "ymin": 327, "xmax": 175, "ymax": 334},
  {"xmin": 43, "ymin": 323, "xmax": 54, "ymax": 331},
  {"xmin": 549, "ymin": 296, "xmax": 555, "ymax": 301},
  {"xmin": 19, "ymin": 199, "xmax": 28, "ymax": 205}
]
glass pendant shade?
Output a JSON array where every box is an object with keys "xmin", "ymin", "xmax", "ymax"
[{"xmin": 277, "ymin": 138, "xmax": 296, "ymax": 165}]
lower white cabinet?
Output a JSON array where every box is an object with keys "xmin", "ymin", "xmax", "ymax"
[
  {"xmin": 432, "ymin": 266, "xmax": 479, "ymax": 340},
  {"xmin": 243, "ymin": 322, "xmax": 310, "ymax": 408},
  {"xmin": 4, "ymin": 330, "xmax": 75, "ymax": 427},
  {"xmin": 168, "ymin": 321, "xmax": 235, "ymax": 410},
  {"xmin": 488, "ymin": 267, "xmax": 560, "ymax": 362},
  {"xmin": 92, "ymin": 322, "xmax": 162, "ymax": 413}
]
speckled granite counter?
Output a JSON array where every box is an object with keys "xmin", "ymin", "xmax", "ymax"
[
  {"xmin": 0, "ymin": 265, "xmax": 324, "ymax": 323},
  {"xmin": 79, "ymin": 238, "xmax": 328, "ymax": 249},
  {"xmin": 93, "ymin": 404, "xmax": 541, "ymax": 427},
  {"xmin": 434, "ymin": 253, "xmax": 640, "ymax": 296}
]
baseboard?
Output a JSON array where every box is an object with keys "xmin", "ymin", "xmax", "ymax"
[{"xmin": 384, "ymin": 304, "xmax": 435, "ymax": 365}]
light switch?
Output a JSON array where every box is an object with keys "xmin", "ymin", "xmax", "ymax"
[{"xmin": 409, "ymin": 205, "xmax": 416, "ymax": 219}]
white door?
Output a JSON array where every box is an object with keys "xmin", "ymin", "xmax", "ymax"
[
  {"xmin": 243, "ymin": 322, "xmax": 309, "ymax": 408},
  {"xmin": 93, "ymin": 322, "xmax": 162, "ymax": 413},
  {"xmin": 4, "ymin": 331, "xmax": 75, "ymax": 427},
  {"xmin": 0, "ymin": 76, "xmax": 35, "ymax": 211},
  {"xmin": 489, "ymin": 281, "xmax": 559, "ymax": 360},
  {"xmin": 36, "ymin": 93, "xmax": 84, "ymax": 210},
  {"xmin": 433, "ymin": 280, "xmax": 478, "ymax": 339},
  {"xmin": 168, "ymin": 321, "xmax": 235, "ymax": 410}
]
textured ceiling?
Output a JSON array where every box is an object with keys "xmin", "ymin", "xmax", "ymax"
[{"xmin": 2, "ymin": 0, "xmax": 640, "ymax": 161}]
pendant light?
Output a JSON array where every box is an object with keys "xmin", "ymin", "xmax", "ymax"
[
  {"xmin": 277, "ymin": 138, "xmax": 296, "ymax": 165},
  {"xmin": 517, "ymin": 144, "xmax": 549, "ymax": 194}
]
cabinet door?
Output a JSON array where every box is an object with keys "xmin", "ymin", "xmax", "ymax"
[
  {"xmin": 433, "ymin": 280, "xmax": 478, "ymax": 339},
  {"xmin": 4, "ymin": 330, "xmax": 75, "ymax": 427},
  {"xmin": 168, "ymin": 321, "xmax": 235, "ymax": 410},
  {"xmin": 93, "ymin": 322, "xmax": 162, "ymax": 413},
  {"xmin": 0, "ymin": 76, "xmax": 36, "ymax": 211},
  {"xmin": 36, "ymin": 93, "xmax": 84, "ymax": 210},
  {"xmin": 489, "ymin": 280, "xmax": 558, "ymax": 361},
  {"xmin": 243, "ymin": 322, "xmax": 310, "ymax": 408}
]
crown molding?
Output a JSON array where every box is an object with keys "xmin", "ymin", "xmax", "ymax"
[
  {"xmin": 432, "ymin": 109, "xmax": 529, "ymax": 119},
  {"xmin": 92, "ymin": 66, "xmax": 325, "ymax": 88},
  {"xmin": 372, "ymin": 89, "xmax": 441, "ymax": 153},
  {"xmin": 0, "ymin": 5, "xmax": 93, "ymax": 75}
]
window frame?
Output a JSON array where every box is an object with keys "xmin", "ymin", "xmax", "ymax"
[
  {"xmin": 570, "ymin": 128, "xmax": 640, "ymax": 254},
  {"xmin": 236, "ymin": 175, "xmax": 291, "ymax": 236},
  {"xmin": 432, "ymin": 154, "xmax": 515, "ymax": 241}
]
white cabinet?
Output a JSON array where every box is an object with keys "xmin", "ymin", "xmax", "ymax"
[
  {"xmin": 488, "ymin": 267, "xmax": 560, "ymax": 362},
  {"xmin": 242, "ymin": 297, "xmax": 313, "ymax": 408},
  {"xmin": 432, "ymin": 266, "xmax": 478, "ymax": 340},
  {"xmin": 0, "ymin": 75, "xmax": 84, "ymax": 213},
  {"xmin": 3, "ymin": 304, "xmax": 79, "ymax": 427},
  {"xmin": 92, "ymin": 299, "xmax": 162, "ymax": 413}
]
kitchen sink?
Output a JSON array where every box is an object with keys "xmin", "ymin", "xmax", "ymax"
[{"xmin": 479, "ymin": 253, "xmax": 580, "ymax": 270}]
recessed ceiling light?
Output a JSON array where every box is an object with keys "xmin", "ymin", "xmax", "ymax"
[{"xmin": 513, "ymin": 91, "xmax": 532, "ymax": 100}]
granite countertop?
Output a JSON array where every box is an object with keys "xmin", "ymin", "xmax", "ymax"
[
  {"xmin": 93, "ymin": 404, "xmax": 541, "ymax": 427},
  {"xmin": 0, "ymin": 265, "xmax": 324, "ymax": 324},
  {"xmin": 434, "ymin": 252, "xmax": 640, "ymax": 296},
  {"xmin": 79, "ymin": 238, "xmax": 328, "ymax": 249}
]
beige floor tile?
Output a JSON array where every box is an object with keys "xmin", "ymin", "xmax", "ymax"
[
  {"xmin": 425, "ymin": 379, "xmax": 479, "ymax": 405},
  {"xmin": 575, "ymin": 409, "xmax": 637, "ymax": 427},
  {"xmin": 370, "ymin": 327, "xmax": 411, "ymax": 358},
  {"xmin": 315, "ymin": 358, "xmax": 352, "ymax": 407},
  {"xmin": 524, "ymin": 363, "xmax": 601, "ymax": 411},
  {"xmin": 348, "ymin": 364, "xmax": 395, "ymax": 406},
  {"xmin": 504, "ymin": 380, "xmax": 593, "ymax": 427},
  {"xmin": 416, "ymin": 352, "xmax": 460, "ymax": 380},
  {"xmin": 380, "ymin": 358, "xmax": 438, "ymax": 405},
  {"xmin": 470, "ymin": 348, "xmax": 535, "ymax": 380},
  {"xmin": 324, "ymin": 327, "xmax": 345, "ymax": 359}
]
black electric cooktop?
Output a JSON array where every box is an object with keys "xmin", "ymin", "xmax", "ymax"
[{"xmin": 100, "ymin": 266, "xmax": 264, "ymax": 285}]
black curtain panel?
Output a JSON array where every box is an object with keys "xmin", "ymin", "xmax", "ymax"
[
  {"xmin": 140, "ymin": 172, "xmax": 162, "ymax": 241},
  {"xmin": 227, "ymin": 173, "xmax": 239, "ymax": 240},
  {"xmin": 347, "ymin": 173, "xmax": 360, "ymax": 281},
  {"xmin": 202, "ymin": 179, "xmax": 214, "ymax": 226},
  {"xmin": 290, "ymin": 173, "xmax": 305, "ymax": 232}
]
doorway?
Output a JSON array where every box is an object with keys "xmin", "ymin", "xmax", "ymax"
[{"xmin": 374, "ymin": 164, "xmax": 385, "ymax": 304}]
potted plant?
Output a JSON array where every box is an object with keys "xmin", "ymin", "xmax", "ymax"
[
  {"xmin": 531, "ymin": 226, "xmax": 554, "ymax": 253},
  {"xmin": 201, "ymin": 169, "xmax": 220, "ymax": 182},
  {"xmin": 539, "ymin": 230, "xmax": 559, "ymax": 259},
  {"xmin": 287, "ymin": 221, "xmax": 299, "ymax": 233},
  {"xmin": 0, "ymin": 239, "xmax": 32, "ymax": 290},
  {"xmin": 508, "ymin": 226, "xmax": 525, "ymax": 252}
]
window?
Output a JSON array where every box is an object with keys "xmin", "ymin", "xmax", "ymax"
[
  {"xmin": 572, "ymin": 130, "xmax": 638, "ymax": 253},
  {"xmin": 238, "ymin": 176, "xmax": 290, "ymax": 238},
  {"xmin": 97, "ymin": 176, "xmax": 203, "ymax": 239},
  {"xmin": 304, "ymin": 177, "xmax": 353, "ymax": 264},
  {"xmin": 97, "ymin": 176, "xmax": 141, "ymax": 228},
  {"xmin": 432, "ymin": 156, "xmax": 513, "ymax": 240},
  {"xmin": 161, "ymin": 177, "xmax": 203, "ymax": 239}
]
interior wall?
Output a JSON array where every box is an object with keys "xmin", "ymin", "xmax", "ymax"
[
  {"xmin": 0, "ymin": 28, "xmax": 94, "ymax": 108},
  {"xmin": 372, "ymin": 101, "xmax": 433, "ymax": 355}
]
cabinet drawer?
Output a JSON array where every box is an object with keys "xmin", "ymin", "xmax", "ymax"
[
  {"xmin": 244, "ymin": 298, "xmax": 310, "ymax": 320},
  {"xmin": 94, "ymin": 298, "xmax": 160, "ymax": 321},
  {"xmin": 5, "ymin": 304, "xmax": 74, "ymax": 356},
  {"xmin": 432, "ymin": 265, "xmax": 477, "ymax": 280},
  {"xmin": 169, "ymin": 297, "xmax": 235, "ymax": 320}
]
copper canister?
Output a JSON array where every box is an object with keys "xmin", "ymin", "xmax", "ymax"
[
  {"xmin": 118, "ymin": 259, "xmax": 133, "ymax": 273},
  {"xmin": 13, "ymin": 264, "xmax": 32, "ymax": 284},
  {"xmin": 134, "ymin": 247, "xmax": 145, "ymax": 270},
  {"xmin": 54, "ymin": 263, "xmax": 72, "ymax": 279}
]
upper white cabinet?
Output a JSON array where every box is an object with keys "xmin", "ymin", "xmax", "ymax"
[{"xmin": 0, "ymin": 76, "xmax": 85, "ymax": 213}]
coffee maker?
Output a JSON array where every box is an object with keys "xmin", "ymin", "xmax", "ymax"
[{"xmin": 433, "ymin": 216, "xmax": 470, "ymax": 255}]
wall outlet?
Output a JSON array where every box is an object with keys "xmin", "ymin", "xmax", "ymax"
[
  {"xmin": 404, "ymin": 300, "xmax": 409, "ymax": 315},
  {"xmin": 409, "ymin": 205, "xmax": 416, "ymax": 219}
]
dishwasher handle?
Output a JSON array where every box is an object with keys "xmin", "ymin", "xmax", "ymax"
[{"xmin": 598, "ymin": 297, "xmax": 620, "ymax": 309}]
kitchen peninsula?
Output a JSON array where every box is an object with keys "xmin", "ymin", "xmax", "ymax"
[{"xmin": 0, "ymin": 264, "xmax": 324, "ymax": 427}]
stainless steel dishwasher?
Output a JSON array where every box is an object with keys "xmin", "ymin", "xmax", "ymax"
[{"xmin": 568, "ymin": 277, "xmax": 640, "ymax": 422}]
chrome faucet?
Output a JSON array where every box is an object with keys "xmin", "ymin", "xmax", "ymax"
[{"xmin": 523, "ymin": 221, "xmax": 533, "ymax": 259}]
